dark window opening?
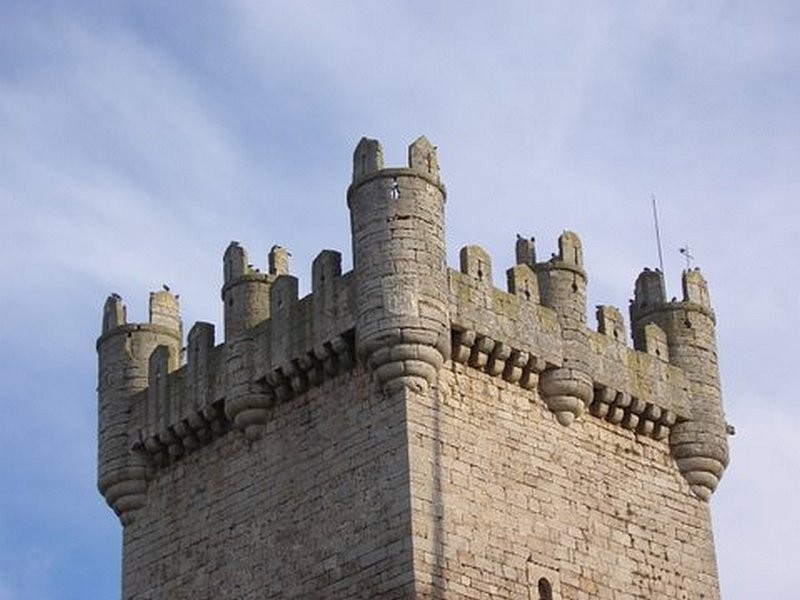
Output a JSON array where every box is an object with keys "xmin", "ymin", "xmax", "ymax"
[{"xmin": 538, "ymin": 577, "xmax": 552, "ymax": 600}]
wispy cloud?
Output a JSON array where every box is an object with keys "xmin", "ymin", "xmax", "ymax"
[
  {"xmin": 0, "ymin": 546, "xmax": 55, "ymax": 600},
  {"xmin": 1, "ymin": 2, "xmax": 798, "ymax": 598}
]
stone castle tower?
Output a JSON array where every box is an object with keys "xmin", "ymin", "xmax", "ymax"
[{"xmin": 97, "ymin": 137, "xmax": 730, "ymax": 599}]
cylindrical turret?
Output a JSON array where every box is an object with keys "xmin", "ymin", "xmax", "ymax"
[
  {"xmin": 631, "ymin": 268, "xmax": 728, "ymax": 500},
  {"xmin": 97, "ymin": 291, "xmax": 181, "ymax": 524},
  {"xmin": 222, "ymin": 243, "xmax": 285, "ymax": 439},
  {"xmin": 221, "ymin": 242, "xmax": 274, "ymax": 341},
  {"xmin": 347, "ymin": 136, "xmax": 450, "ymax": 392},
  {"xmin": 629, "ymin": 267, "xmax": 667, "ymax": 353},
  {"xmin": 536, "ymin": 232, "xmax": 593, "ymax": 425}
]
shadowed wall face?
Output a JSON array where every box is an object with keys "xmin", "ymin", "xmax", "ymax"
[{"xmin": 122, "ymin": 372, "xmax": 418, "ymax": 599}]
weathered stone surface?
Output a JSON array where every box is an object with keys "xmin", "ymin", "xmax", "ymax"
[{"xmin": 97, "ymin": 137, "xmax": 729, "ymax": 598}]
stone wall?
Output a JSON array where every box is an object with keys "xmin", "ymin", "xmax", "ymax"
[
  {"xmin": 407, "ymin": 364, "xmax": 720, "ymax": 599},
  {"xmin": 123, "ymin": 371, "xmax": 417, "ymax": 599}
]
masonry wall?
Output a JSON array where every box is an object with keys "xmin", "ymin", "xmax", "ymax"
[
  {"xmin": 407, "ymin": 364, "xmax": 720, "ymax": 600},
  {"xmin": 122, "ymin": 370, "xmax": 416, "ymax": 600},
  {"xmin": 121, "ymin": 359, "xmax": 720, "ymax": 600}
]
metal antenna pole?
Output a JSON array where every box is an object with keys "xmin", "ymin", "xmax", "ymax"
[{"xmin": 651, "ymin": 194, "xmax": 665, "ymax": 275}]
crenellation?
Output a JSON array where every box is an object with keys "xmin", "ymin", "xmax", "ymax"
[
  {"xmin": 98, "ymin": 136, "xmax": 729, "ymax": 599},
  {"xmin": 459, "ymin": 245, "xmax": 493, "ymax": 285},
  {"xmin": 506, "ymin": 264, "xmax": 540, "ymax": 303},
  {"xmin": 149, "ymin": 290, "xmax": 181, "ymax": 333},
  {"xmin": 557, "ymin": 230, "xmax": 583, "ymax": 268},
  {"xmin": 146, "ymin": 345, "xmax": 176, "ymax": 437},
  {"xmin": 352, "ymin": 137, "xmax": 384, "ymax": 182},
  {"xmin": 641, "ymin": 322, "xmax": 669, "ymax": 359},
  {"xmin": 595, "ymin": 305, "xmax": 625, "ymax": 342},
  {"xmin": 103, "ymin": 293, "xmax": 126, "ymax": 333},
  {"xmin": 269, "ymin": 274, "xmax": 300, "ymax": 360},
  {"xmin": 312, "ymin": 250, "xmax": 342, "ymax": 295},
  {"xmin": 223, "ymin": 240, "xmax": 247, "ymax": 282},
  {"xmin": 682, "ymin": 268, "xmax": 711, "ymax": 308},
  {"xmin": 268, "ymin": 244, "xmax": 290, "ymax": 276},
  {"xmin": 515, "ymin": 235, "xmax": 536, "ymax": 267},
  {"xmin": 186, "ymin": 322, "xmax": 216, "ymax": 411},
  {"xmin": 408, "ymin": 135, "xmax": 440, "ymax": 181}
]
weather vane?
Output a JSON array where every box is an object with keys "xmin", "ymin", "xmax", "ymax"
[{"xmin": 679, "ymin": 244, "xmax": 694, "ymax": 269}]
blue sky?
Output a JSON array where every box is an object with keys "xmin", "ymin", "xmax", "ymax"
[{"xmin": 1, "ymin": 2, "xmax": 798, "ymax": 598}]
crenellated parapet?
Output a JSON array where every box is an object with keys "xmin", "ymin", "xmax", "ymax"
[
  {"xmin": 447, "ymin": 239, "xmax": 692, "ymax": 440},
  {"xmin": 97, "ymin": 136, "xmax": 730, "ymax": 525},
  {"xmin": 446, "ymin": 235, "xmax": 729, "ymax": 498},
  {"xmin": 97, "ymin": 244, "xmax": 359, "ymax": 524}
]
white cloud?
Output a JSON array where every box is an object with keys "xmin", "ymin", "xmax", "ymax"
[{"xmin": 1, "ymin": 2, "xmax": 798, "ymax": 598}]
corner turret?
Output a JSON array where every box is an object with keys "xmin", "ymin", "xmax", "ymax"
[
  {"xmin": 535, "ymin": 232, "xmax": 593, "ymax": 425},
  {"xmin": 347, "ymin": 136, "xmax": 449, "ymax": 392},
  {"xmin": 97, "ymin": 290, "xmax": 182, "ymax": 524},
  {"xmin": 630, "ymin": 268, "xmax": 729, "ymax": 499}
]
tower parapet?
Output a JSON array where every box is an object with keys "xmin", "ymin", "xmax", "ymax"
[
  {"xmin": 630, "ymin": 268, "xmax": 729, "ymax": 499},
  {"xmin": 97, "ymin": 139, "xmax": 731, "ymax": 518}
]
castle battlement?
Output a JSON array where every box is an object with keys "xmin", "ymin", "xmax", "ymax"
[{"xmin": 97, "ymin": 137, "xmax": 729, "ymax": 599}]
